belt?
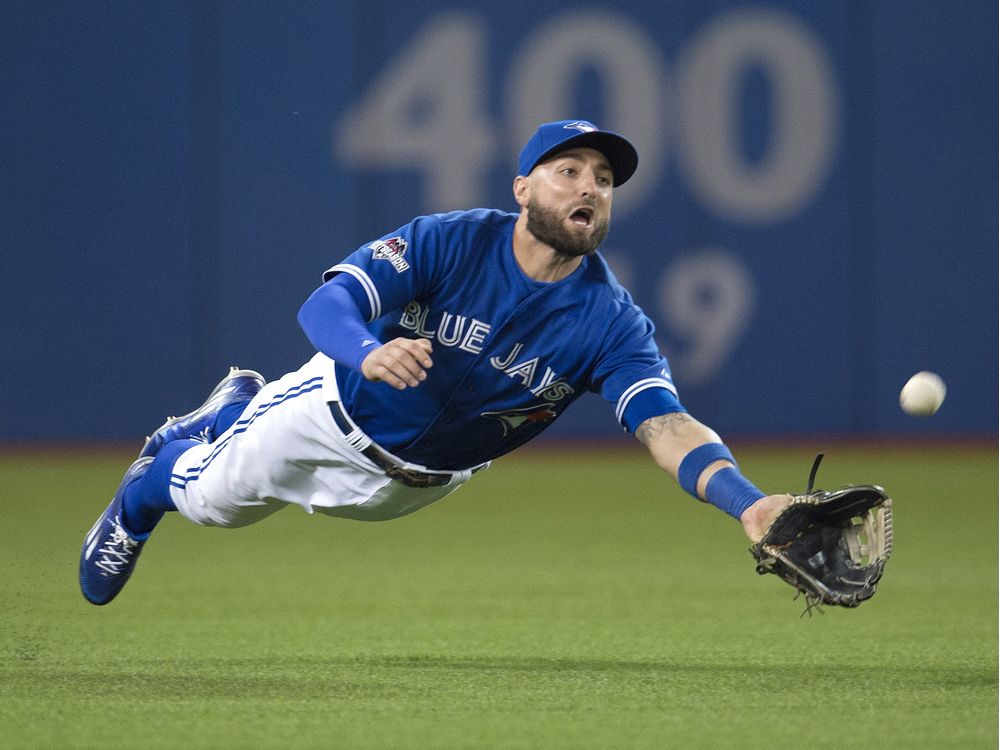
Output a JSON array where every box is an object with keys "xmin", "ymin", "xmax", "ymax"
[{"xmin": 328, "ymin": 401, "xmax": 475, "ymax": 489}]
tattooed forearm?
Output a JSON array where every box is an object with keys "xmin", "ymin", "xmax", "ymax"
[{"xmin": 635, "ymin": 412, "xmax": 695, "ymax": 446}]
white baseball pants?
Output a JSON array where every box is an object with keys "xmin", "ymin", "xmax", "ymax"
[{"xmin": 167, "ymin": 354, "xmax": 477, "ymax": 527}]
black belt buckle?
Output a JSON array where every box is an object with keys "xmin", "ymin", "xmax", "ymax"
[{"xmin": 385, "ymin": 465, "xmax": 452, "ymax": 489}]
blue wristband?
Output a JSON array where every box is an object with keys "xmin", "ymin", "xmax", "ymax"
[
  {"xmin": 677, "ymin": 443, "xmax": 736, "ymax": 498},
  {"xmin": 705, "ymin": 467, "xmax": 765, "ymax": 520}
]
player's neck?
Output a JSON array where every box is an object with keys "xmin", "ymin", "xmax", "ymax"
[{"xmin": 512, "ymin": 214, "xmax": 585, "ymax": 283}]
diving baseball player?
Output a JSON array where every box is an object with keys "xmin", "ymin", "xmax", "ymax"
[{"xmin": 80, "ymin": 120, "xmax": 791, "ymax": 605}]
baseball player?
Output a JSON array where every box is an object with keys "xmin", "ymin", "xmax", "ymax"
[{"xmin": 80, "ymin": 120, "xmax": 791, "ymax": 606}]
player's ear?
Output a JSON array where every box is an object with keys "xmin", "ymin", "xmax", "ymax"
[{"xmin": 513, "ymin": 175, "xmax": 530, "ymax": 208}]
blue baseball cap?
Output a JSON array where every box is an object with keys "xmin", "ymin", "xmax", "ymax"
[{"xmin": 518, "ymin": 120, "xmax": 638, "ymax": 187}]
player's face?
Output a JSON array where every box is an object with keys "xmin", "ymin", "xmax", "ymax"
[{"xmin": 526, "ymin": 148, "xmax": 613, "ymax": 258}]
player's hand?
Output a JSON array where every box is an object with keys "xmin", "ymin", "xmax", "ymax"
[
  {"xmin": 360, "ymin": 337, "xmax": 433, "ymax": 390},
  {"xmin": 740, "ymin": 493, "xmax": 793, "ymax": 543}
]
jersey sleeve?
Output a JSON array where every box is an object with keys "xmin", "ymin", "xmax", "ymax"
[
  {"xmin": 322, "ymin": 214, "xmax": 447, "ymax": 321},
  {"xmin": 589, "ymin": 305, "xmax": 685, "ymax": 433}
]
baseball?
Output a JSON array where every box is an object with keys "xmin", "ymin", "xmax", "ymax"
[{"xmin": 899, "ymin": 371, "xmax": 946, "ymax": 416}]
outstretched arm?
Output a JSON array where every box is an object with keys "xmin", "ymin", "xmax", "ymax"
[{"xmin": 635, "ymin": 412, "xmax": 790, "ymax": 542}]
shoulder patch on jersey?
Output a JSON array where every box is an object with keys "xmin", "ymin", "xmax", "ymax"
[{"xmin": 369, "ymin": 236, "xmax": 410, "ymax": 273}]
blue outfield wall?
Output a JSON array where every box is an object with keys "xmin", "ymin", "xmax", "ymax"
[{"xmin": 1, "ymin": 1, "xmax": 996, "ymax": 441}]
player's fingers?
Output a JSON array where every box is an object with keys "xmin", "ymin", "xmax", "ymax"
[
  {"xmin": 361, "ymin": 348, "xmax": 417, "ymax": 388},
  {"xmin": 379, "ymin": 345, "xmax": 427, "ymax": 387},
  {"xmin": 361, "ymin": 340, "xmax": 433, "ymax": 388},
  {"xmin": 396, "ymin": 337, "xmax": 434, "ymax": 368},
  {"xmin": 370, "ymin": 360, "xmax": 416, "ymax": 391}
]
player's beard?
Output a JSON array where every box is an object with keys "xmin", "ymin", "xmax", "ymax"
[{"xmin": 526, "ymin": 197, "xmax": 609, "ymax": 258}]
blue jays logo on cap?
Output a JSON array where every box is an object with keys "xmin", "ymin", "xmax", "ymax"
[{"xmin": 518, "ymin": 119, "xmax": 638, "ymax": 187}]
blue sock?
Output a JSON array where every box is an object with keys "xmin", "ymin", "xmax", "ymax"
[
  {"xmin": 121, "ymin": 439, "xmax": 197, "ymax": 535},
  {"xmin": 213, "ymin": 401, "xmax": 249, "ymax": 437}
]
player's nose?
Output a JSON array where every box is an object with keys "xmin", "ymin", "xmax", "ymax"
[{"xmin": 579, "ymin": 171, "xmax": 599, "ymax": 196}]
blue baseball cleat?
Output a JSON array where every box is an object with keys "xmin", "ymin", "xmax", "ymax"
[
  {"xmin": 79, "ymin": 457, "xmax": 155, "ymax": 605},
  {"xmin": 138, "ymin": 367, "xmax": 265, "ymax": 458}
]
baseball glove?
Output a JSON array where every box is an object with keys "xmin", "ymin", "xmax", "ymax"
[{"xmin": 751, "ymin": 454, "xmax": 893, "ymax": 611}]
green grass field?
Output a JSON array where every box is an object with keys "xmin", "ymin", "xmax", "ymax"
[{"xmin": 1, "ymin": 444, "xmax": 996, "ymax": 748}]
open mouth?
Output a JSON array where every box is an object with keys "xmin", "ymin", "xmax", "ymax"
[{"xmin": 569, "ymin": 207, "xmax": 594, "ymax": 227}]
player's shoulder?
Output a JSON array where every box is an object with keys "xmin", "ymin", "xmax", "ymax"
[
  {"xmin": 582, "ymin": 252, "xmax": 636, "ymax": 306},
  {"xmin": 408, "ymin": 209, "xmax": 516, "ymax": 259},
  {"xmin": 576, "ymin": 252, "xmax": 656, "ymax": 340},
  {"xmin": 430, "ymin": 208, "xmax": 517, "ymax": 235}
]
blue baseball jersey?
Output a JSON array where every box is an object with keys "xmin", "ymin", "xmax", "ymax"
[{"xmin": 323, "ymin": 208, "xmax": 684, "ymax": 470}]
